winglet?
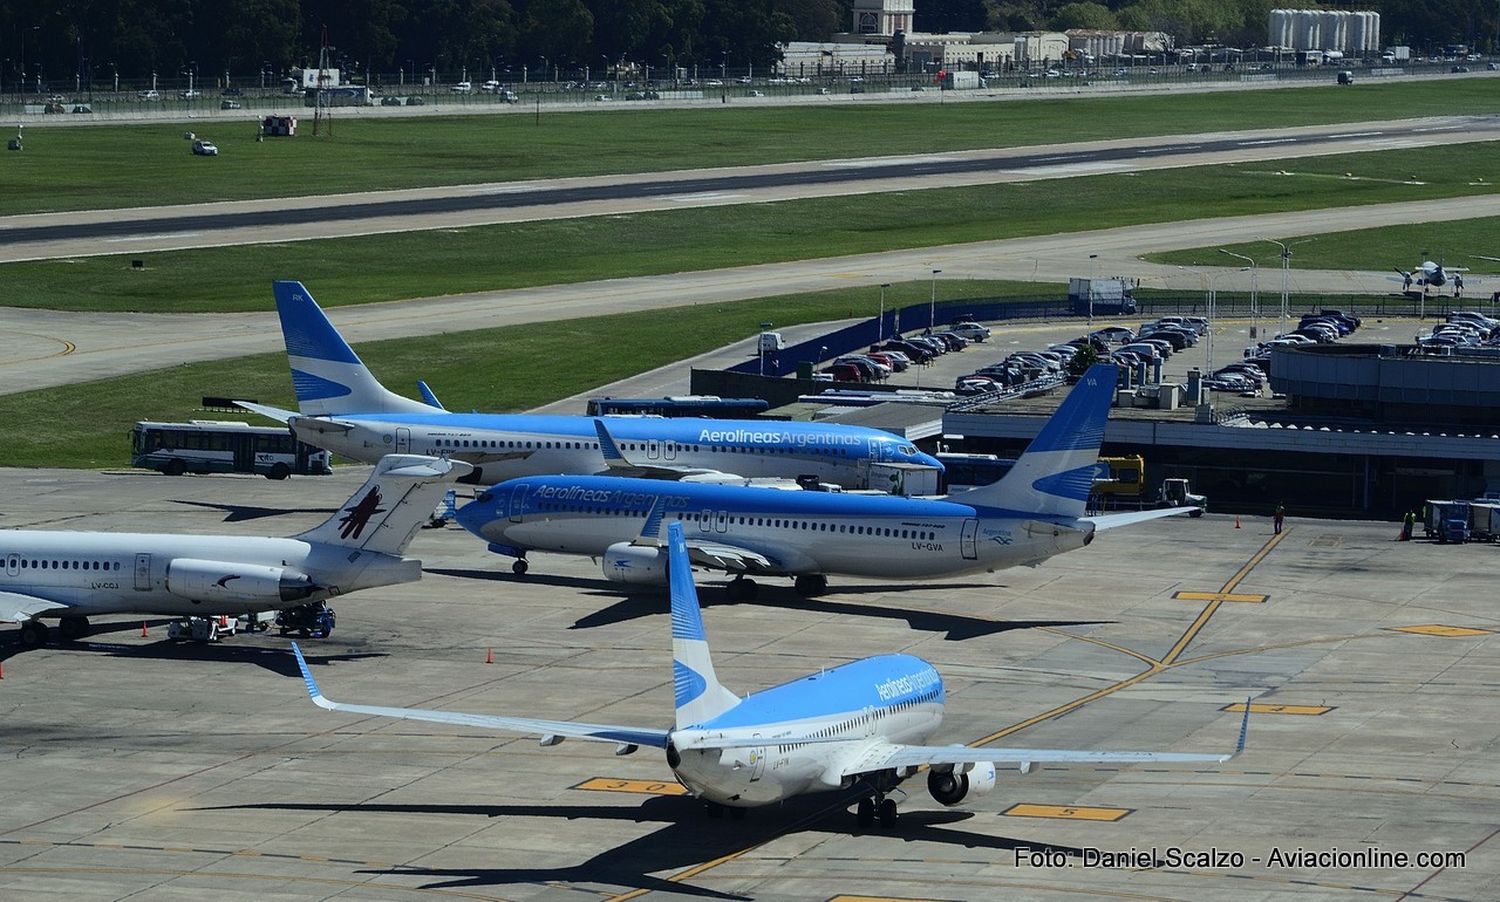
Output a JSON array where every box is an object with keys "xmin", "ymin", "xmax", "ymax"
[
  {"xmin": 291, "ymin": 642, "xmax": 338, "ymax": 711},
  {"xmin": 593, "ymin": 419, "xmax": 635, "ymax": 470},
  {"xmin": 1218, "ymin": 697, "xmax": 1252, "ymax": 762},
  {"xmin": 633, "ymin": 495, "xmax": 667, "ymax": 546},
  {"xmin": 416, "ymin": 381, "xmax": 445, "ymax": 410}
]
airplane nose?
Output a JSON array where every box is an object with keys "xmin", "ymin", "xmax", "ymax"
[
  {"xmin": 916, "ymin": 451, "xmax": 944, "ymax": 471},
  {"xmin": 453, "ymin": 497, "xmax": 494, "ymax": 538}
]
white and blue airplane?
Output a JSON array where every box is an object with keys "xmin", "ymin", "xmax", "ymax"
[
  {"xmin": 1, "ymin": 455, "xmax": 468, "ymax": 648},
  {"xmin": 239, "ymin": 281, "xmax": 941, "ymax": 490},
  {"xmin": 454, "ymin": 364, "xmax": 1190, "ymax": 594},
  {"xmin": 291, "ymin": 521, "xmax": 1247, "ymax": 827}
]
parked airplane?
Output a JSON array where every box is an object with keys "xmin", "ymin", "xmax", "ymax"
[
  {"xmin": 1, "ymin": 455, "xmax": 467, "ymax": 648},
  {"xmin": 1394, "ymin": 259, "xmax": 1469, "ymax": 295},
  {"xmin": 291, "ymin": 521, "xmax": 1247, "ymax": 826},
  {"xmin": 455, "ymin": 364, "xmax": 1189, "ymax": 594},
  {"xmin": 240, "ymin": 281, "xmax": 941, "ymax": 491}
]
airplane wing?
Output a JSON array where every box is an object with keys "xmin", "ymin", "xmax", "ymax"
[
  {"xmin": 682, "ymin": 539, "xmax": 783, "ymax": 574},
  {"xmin": 0, "ymin": 591, "xmax": 70, "ymax": 623},
  {"xmin": 835, "ymin": 702, "xmax": 1249, "ymax": 777},
  {"xmin": 235, "ymin": 401, "xmax": 299, "ymax": 424},
  {"xmin": 1084, "ymin": 506, "xmax": 1202, "ymax": 531},
  {"xmin": 591, "ymin": 418, "xmax": 736, "ymax": 482},
  {"xmin": 291, "ymin": 643, "xmax": 669, "ymax": 751}
]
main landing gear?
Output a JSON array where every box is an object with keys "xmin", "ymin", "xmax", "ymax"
[
  {"xmin": 58, "ymin": 616, "xmax": 91, "ymax": 642},
  {"xmin": 794, "ymin": 574, "xmax": 828, "ymax": 597},
  {"xmin": 704, "ymin": 800, "xmax": 746, "ymax": 820},
  {"xmin": 856, "ymin": 794, "xmax": 899, "ymax": 829},
  {"xmin": 17, "ymin": 620, "xmax": 50, "ymax": 649},
  {"xmin": 725, "ymin": 576, "xmax": 758, "ymax": 601}
]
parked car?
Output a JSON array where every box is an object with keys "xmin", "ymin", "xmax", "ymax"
[
  {"xmin": 480, "ymin": 80, "xmax": 502, "ymax": 92},
  {"xmin": 191, "ymin": 139, "xmax": 219, "ymax": 156},
  {"xmin": 452, "ymin": 81, "xmax": 473, "ymax": 93},
  {"xmin": 137, "ymin": 89, "xmax": 161, "ymax": 101},
  {"xmin": 180, "ymin": 89, "xmax": 201, "ymax": 99},
  {"xmin": 220, "ymin": 100, "xmax": 241, "ymax": 110},
  {"xmin": 1091, "ymin": 326, "xmax": 1135, "ymax": 344},
  {"xmin": 946, "ymin": 321, "xmax": 991, "ymax": 342},
  {"xmin": 380, "ymin": 95, "xmax": 404, "ymax": 106},
  {"xmin": 822, "ymin": 363, "xmax": 864, "ymax": 382}
]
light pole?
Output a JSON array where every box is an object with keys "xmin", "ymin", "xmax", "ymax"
[
  {"xmin": 878, "ymin": 282, "xmax": 890, "ymax": 342},
  {"xmin": 929, "ymin": 268, "xmax": 941, "ymax": 330},
  {"xmin": 1088, "ymin": 253, "xmax": 1099, "ymax": 322},
  {"xmin": 1219, "ymin": 248, "xmax": 1258, "ymax": 337},
  {"xmin": 1258, "ymin": 236, "xmax": 1293, "ymax": 335}
]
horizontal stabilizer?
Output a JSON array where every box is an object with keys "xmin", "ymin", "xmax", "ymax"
[
  {"xmin": 1084, "ymin": 506, "xmax": 1201, "ymax": 531},
  {"xmin": 235, "ymin": 401, "xmax": 298, "ymax": 424}
]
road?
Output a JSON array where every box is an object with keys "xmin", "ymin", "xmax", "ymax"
[
  {"xmin": 3, "ymin": 116, "xmax": 1496, "ymax": 262},
  {"xmin": 6, "ymin": 194, "xmax": 1499, "ymax": 396}
]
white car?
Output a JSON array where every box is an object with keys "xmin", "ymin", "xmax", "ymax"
[
  {"xmin": 180, "ymin": 89, "xmax": 201, "ymax": 99},
  {"xmin": 480, "ymin": 80, "xmax": 501, "ymax": 92},
  {"xmin": 946, "ymin": 321, "xmax": 991, "ymax": 342},
  {"xmin": 451, "ymin": 81, "xmax": 472, "ymax": 93},
  {"xmin": 137, "ymin": 89, "xmax": 161, "ymax": 101},
  {"xmin": 191, "ymin": 139, "xmax": 218, "ymax": 156}
]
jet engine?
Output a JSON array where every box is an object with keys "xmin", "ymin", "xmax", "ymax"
[
  {"xmin": 166, "ymin": 558, "xmax": 317, "ymax": 605},
  {"xmin": 927, "ymin": 761, "xmax": 998, "ymax": 806},
  {"xmin": 601, "ymin": 543, "xmax": 668, "ymax": 585}
]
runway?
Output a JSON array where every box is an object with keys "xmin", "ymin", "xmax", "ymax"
[
  {"xmin": 3, "ymin": 116, "xmax": 1496, "ymax": 262},
  {"xmin": 4, "ymin": 193, "xmax": 1499, "ymax": 396}
]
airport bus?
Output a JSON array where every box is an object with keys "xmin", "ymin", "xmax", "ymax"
[{"xmin": 131, "ymin": 421, "xmax": 332, "ymax": 479}]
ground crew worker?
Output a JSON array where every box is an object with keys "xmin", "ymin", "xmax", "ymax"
[
  {"xmin": 1273, "ymin": 503, "xmax": 1285, "ymax": 535},
  {"xmin": 1401, "ymin": 510, "xmax": 1415, "ymax": 541}
]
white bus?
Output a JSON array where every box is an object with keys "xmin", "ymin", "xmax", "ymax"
[{"xmin": 131, "ymin": 421, "xmax": 332, "ymax": 479}]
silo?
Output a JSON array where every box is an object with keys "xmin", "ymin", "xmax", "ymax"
[
  {"xmin": 1294, "ymin": 9, "xmax": 1319, "ymax": 51},
  {"xmin": 1322, "ymin": 11, "xmax": 1347, "ymax": 52},
  {"xmin": 1269, "ymin": 10, "xmax": 1290, "ymax": 48}
]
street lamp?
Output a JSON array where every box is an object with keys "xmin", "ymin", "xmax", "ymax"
[
  {"xmin": 929, "ymin": 268, "xmax": 942, "ymax": 330},
  {"xmin": 1257, "ymin": 236, "xmax": 1293, "ymax": 335},
  {"xmin": 1219, "ymin": 248, "xmax": 1258, "ymax": 337},
  {"xmin": 878, "ymin": 282, "xmax": 891, "ymax": 342}
]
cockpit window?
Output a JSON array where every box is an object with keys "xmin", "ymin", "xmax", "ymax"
[
  {"xmin": 900, "ymin": 445, "xmax": 917, "ymax": 455},
  {"xmin": 476, "ymin": 491, "xmax": 493, "ymax": 504}
]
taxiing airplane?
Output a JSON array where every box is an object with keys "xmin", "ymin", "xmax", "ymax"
[
  {"xmin": 291, "ymin": 521, "xmax": 1247, "ymax": 826},
  {"xmin": 240, "ymin": 281, "xmax": 941, "ymax": 490},
  {"xmin": 454, "ymin": 364, "xmax": 1191, "ymax": 594},
  {"xmin": 1, "ymin": 455, "xmax": 467, "ymax": 648}
]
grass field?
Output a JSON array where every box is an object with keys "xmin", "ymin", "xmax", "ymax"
[
  {"xmin": 11, "ymin": 141, "xmax": 1500, "ymax": 313},
  {"xmin": 1, "ymin": 279, "xmax": 1048, "ymax": 468},
  {"xmin": 1146, "ymin": 216, "xmax": 1500, "ymax": 273},
  {"xmin": 7, "ymin": 79, "xmax": 1500, "ymax": 216}
]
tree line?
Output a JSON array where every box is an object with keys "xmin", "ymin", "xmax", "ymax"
[{"xmin": 2, "ymin": 0, "xmax": 1491, "ymax": 86}]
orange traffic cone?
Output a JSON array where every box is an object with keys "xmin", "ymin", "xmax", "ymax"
[
  {"xmin": 1235, "ymin": 516, "xmax": 1242, "ymax": 529},
  {"xmin": 141, "ymin": 621, "xmax": 149, "ymax": 637},
  {"xmin": 485, "ymin": 647, "xmax": 494, "ymax": 664}
]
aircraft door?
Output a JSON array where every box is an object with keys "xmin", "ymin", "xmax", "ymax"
[
  {"xmin": 699, "ymin": 509, "xmax": 714, "ymax": 533},
  {"xmin": 961, "ymin": 519, "xmax": 979, "ymax": 560},
  {"xmin": 4, "ymin": 554, "xmax": 18, "ymax": 577},
  {"xmin": 395, "ymin": 427, "xmax": 412, "ymax": 454},
  {"xmin": 749, "ymin": 734, "xmax": 766, "ymax": 782},
  {"xmin": 868, "ymin": 437, "xmax": 889, "ymax": 463},
  {"xmin": 715, "ymin": 510, "xmax": 729, "ymax": 533},
  {"xmin": 646, "ymin": 439, "xmax": 660, "ymax": 460},
  {"xmin": 662, "ymin": 440, "xmax": 677, "ymax": 461},
  {"xmin": 509, "ymin": 485, "xmax": 532, "ymax": 523},
  {"xmin": 133, "ymin": 553, "xmax": 152, "ymax": 591}
]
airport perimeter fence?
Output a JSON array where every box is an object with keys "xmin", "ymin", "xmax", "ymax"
[{"xmin": 1, "ymin": 59, "xmax": 1478, "ymax": 122}]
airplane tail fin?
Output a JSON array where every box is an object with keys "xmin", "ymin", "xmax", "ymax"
[
  {"xmin": 295, "ymin": 454, "xmax": 472, "ymax": 556},
  {"xmin": 947, "ymin": 364, "xmax": 1117, "ymax": 521},
  {"xmin": 667, "ymin": 522, "xmax": 739, "ymax": 729},
  {"xmin": 273, "ymin": 280, "xmax": 437, "ymax": 416}
]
